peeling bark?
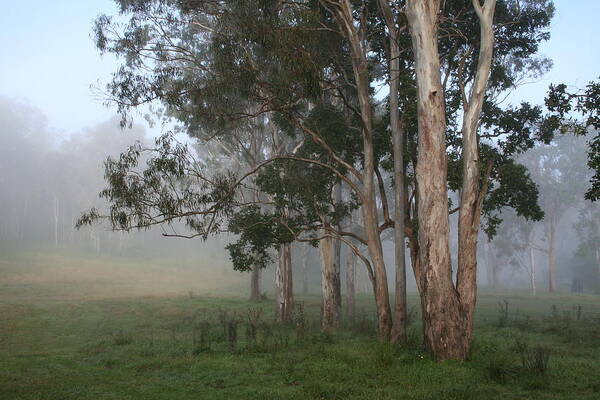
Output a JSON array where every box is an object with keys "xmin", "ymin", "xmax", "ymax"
[{"xmin": 406, "ymin": 0, "xmax": 496, "ymax": 360}]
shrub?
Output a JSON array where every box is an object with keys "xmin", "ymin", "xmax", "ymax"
[
  {"xmin": 514, "ymin": 338, "xmax": 551, "ymax": 376},
  {"xmin": 111, "ymin": 330, "xmax": 133, "ymax": 346}
]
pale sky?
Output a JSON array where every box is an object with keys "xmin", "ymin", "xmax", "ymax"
[{"xmin": 0, "ymin": 0, "xmax": 598, "ymax": 138}]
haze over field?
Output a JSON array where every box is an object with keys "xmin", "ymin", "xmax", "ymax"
[{"xmin": 0, "ymin": 1, "xmax": 599, "ymax": 399}]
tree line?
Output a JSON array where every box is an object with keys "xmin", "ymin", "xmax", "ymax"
[{"xmin": 79, "ymin": 0, "xmax": 599, "ymax": 361}]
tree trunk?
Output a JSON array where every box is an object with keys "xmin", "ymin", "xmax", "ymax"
[
  {"xmin": 346, "ymin": 245, "xmax": 356, "ymax": 318},
  {"xmin": 528, "ymin": 245, "xmax": 536, "ymax": 296},
  {"xmin": 407, "ymin": 0, "xmax": 496, "ymax": 361},
  {"xmin": 456, "ymin": 0, "xmax": 496, "ymax": 354},
  {"xmin": 320, "ymin": 227, "xmax": 340, "ymax": 330},
  {"xmin": 276, "ymin": 243, "xmax": 293, "ymax": 322},
  {"xmin": 547, "ymin": 215, "xmax": 557, "ymax": 292},
  {"xmin": 407, "ymin": 0, "xmax": 464, "ymax": 361},
  {"xmin": 53, "ymin": 193, "xmax": 59, "ymax": 247},
  {"xmin": 333, "ymin": 183, "xmax": 343, "ymax": 313},
  {"xmin": 378, "ymin": 0, "xmax": 407, "ymax": 343},
  {"xmin": 596, "ymin": 248, "xmax": 600, "ymax": 291},
  {"xmin": 302, "ymin": 243, "xmax": 310, "ymax": 294},
  {"xmin": 330, "ymin": 0, "xmax": 392, "ymax": 340},
  {"xmin": 250, "ymin": 265, "xmax": 261, "ymax": 301},
  {"xmin": 486, "ymin": 240, "xmax": 499, "ymax": 288}
]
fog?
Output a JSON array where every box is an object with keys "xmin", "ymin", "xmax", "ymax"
[
  {"xmin": 1, "ymin": 95, "xmax": 597, "ymax": 305},
  {"xmin": 0, "ymin": 97, "xmax": 246, "ymax": 302}
]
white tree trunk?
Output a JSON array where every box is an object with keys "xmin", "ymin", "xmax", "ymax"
[
  {"xmin": 320, "ymin": 228, "xmax": 340, "ymax": 329},
  {"xmin": 275, "ymin": 243, "xmax": 293, "ymax": 322},
  {"xmin": 529, "ymin": 246, "xmax": 536, "ymax": 296}
]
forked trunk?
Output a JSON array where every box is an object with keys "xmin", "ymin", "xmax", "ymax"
[
  {"xmin": 275, "ymin": 243, "xmax": 293, "ymax": 322},
  {"xmin": 408, "ymin": 0, "xmax": 497, "ymax": 360},
  {"xmin": 407, "ymin": 0, "xmax": 466, "ymax": 361}
]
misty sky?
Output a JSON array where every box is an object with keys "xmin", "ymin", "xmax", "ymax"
[{"xmin": 1, "ymin": 0, "xmax": 599, "ymax": 139}]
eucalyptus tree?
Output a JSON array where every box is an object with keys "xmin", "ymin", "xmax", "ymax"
[
  {"xmin": 85, "ymin": 0, "xmax": 388, "ymax": 327},
  {"xmin": 84, "ymin": 0, "xmax": 557, "ymax": 359},
  {"xmin": 521, "ymin": 135, "xmax": 589, "ymax": 291},
  {"xmin": 488, "ymin": 209, "xmax": 543, "ymax": 295},
  {"xmin": 402, "ymin": 0, "xmax": 553, "ymax": 360}
]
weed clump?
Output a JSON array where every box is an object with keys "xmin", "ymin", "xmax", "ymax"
[
  {"xmin": 192, "ymin": 320, "xmax": 212, "ymax": 354},
  {"xmin": 484, "ymin": 351, "xmax": 517, "ymax": 384},
  {"xmin": 497, "ymin": 299, "xmax": 510, "ymax": 327},
  {"xmin": 111, "ymin": 330, "xmax": 133, "ymax": 346},
  {"xmin": 514, "ymin": 338, "xmax": 551, "ymax": 376}
]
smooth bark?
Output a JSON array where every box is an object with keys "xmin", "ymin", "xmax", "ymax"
[
  {"xmin": 528, "ymin": 245, "xmax": 537, "ymax": 296},
  {"xmin": 377, "ymin": 0, "xmax": 408, "ymax": 344},
  {"xmin": 250, "ymin": 265, "xmax": 261, "ymax": 301},
  {"xmin": 545, "ymin": 213, "xmax": 557, "ymax": 292},
  {"xmin": 346, "ymin": 245, "xmax": 356, "ymax": 318},
  {"xmin": 328, "ymin": 0, "xmax": 392, "ymax": 339},
  {"xmin": 456, "ymin": 0, "xmax": 497, "ymax": 349},
  {"xmin": 275, "ymin": 243, "xmax": 294, "ymax": 322},
  {"xmin": 302, "ymin": 242, "xmax": 310, "ymax": 294},
  {"xmin": 320, "ymin": 226, "xmax": 341, "ymax": 329}
]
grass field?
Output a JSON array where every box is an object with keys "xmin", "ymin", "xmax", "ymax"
[{"xmin": 1, "ymin": 251, "xmax": 599, "ymax": 399}]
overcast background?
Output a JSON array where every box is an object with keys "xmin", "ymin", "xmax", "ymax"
[{"xmin": 1, "ymin": 0, "xmax": 599, "ymax": 141}]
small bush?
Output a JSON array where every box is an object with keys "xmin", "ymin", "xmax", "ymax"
[
  {"xmin": 192, "ymin": 320, "xmax": 212, "ymax": 354},
  {"xmin": 225, "ymin": 316, "xmax": 240, "ymax": 352},
  {"xmin": 111, "ymin": 330, "xmax": 133, "ymax": 346},
  {"xmin": 293, "ymin": 301, "xmax": 306, "ymax": 344},
  {"xmin": 497, "ymin": 300, "xmax": 510, "ymax": 327},
  {"xmin": 245, "ymin": 307, "xmax": 263, "ymax": 349},
  {"xmin": 484, "ymin": 351, "xmax": 517, "ymax": 384},
  {"xmin": 514, "ymin": 338, "xmax": 551, "ymax": 376},
  {"xmin": 373, "ymin": 342, "xmax": 395, "ymax": 368}
]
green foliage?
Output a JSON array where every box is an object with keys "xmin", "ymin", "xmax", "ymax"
[
  {"xmin": 78, "ymin": 132, "xmax": 238, "ymax": 239},
  {"xmin": 85, "ymin": 0, "xmax": 564, "ymax": 276},
  {"xmin": 543, "ymin": 78, "xmax": 600, "ymax": 200}
]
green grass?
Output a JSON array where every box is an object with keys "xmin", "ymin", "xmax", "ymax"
[{"xmin": 1, "ymin": 251, "xmax": 599, "ymax": 399}]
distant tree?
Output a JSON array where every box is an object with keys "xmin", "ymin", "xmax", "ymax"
[
  {"xmin": 573, "ymin": 202, "xmax": 600, "ymax": 291},
  {"xmin": 521, "ymin": 135, "xmax": 589, "ymax": 291}
]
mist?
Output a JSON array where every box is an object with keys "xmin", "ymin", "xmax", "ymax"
[
  {"xmin": 1, "ymin": 1, "xmax": 599, "ymax": 398},
  {"xmin": 0, "ymin": 97, "xmax": 245, "ymax": 302}
]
